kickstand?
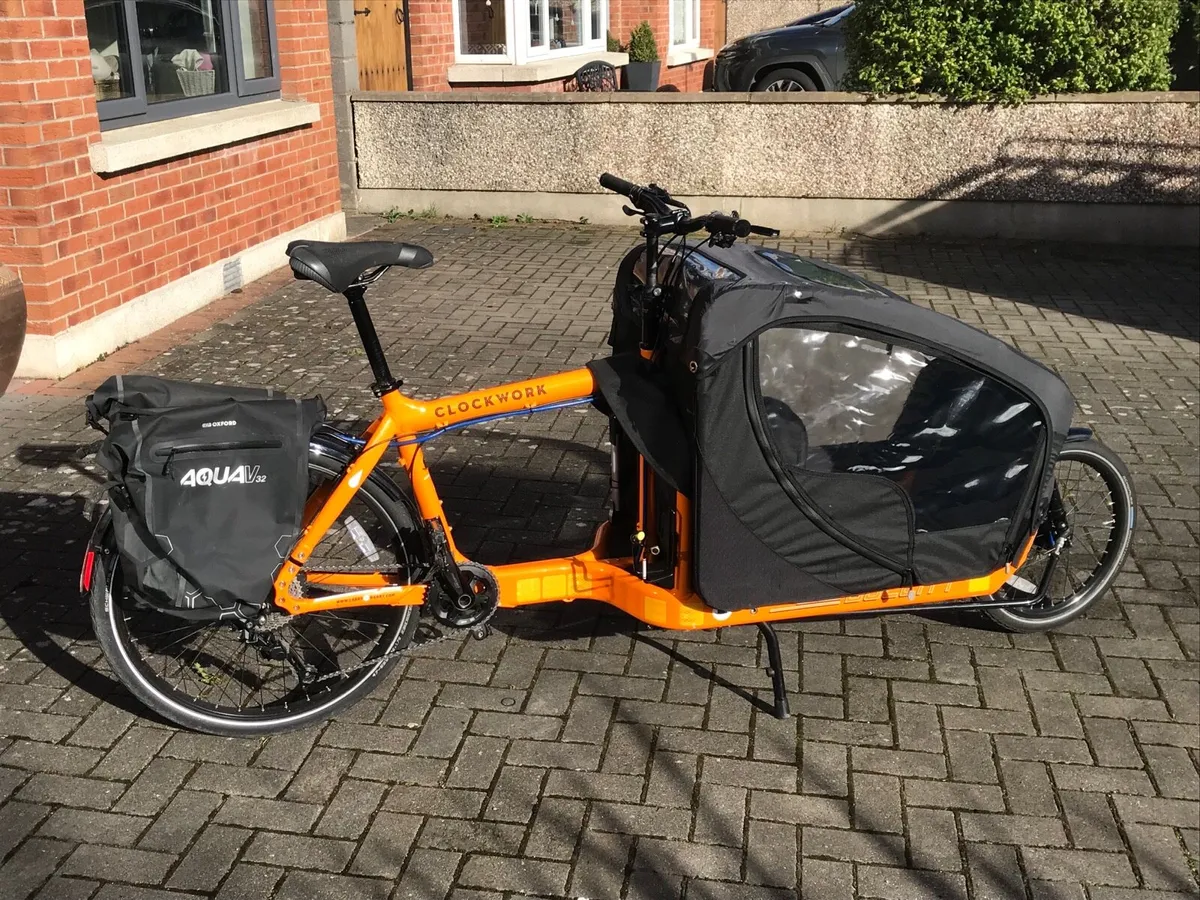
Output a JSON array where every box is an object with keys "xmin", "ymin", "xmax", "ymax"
[{"xmin": 756, "ymin": 622, "xmax": 791, "ymax": 720}]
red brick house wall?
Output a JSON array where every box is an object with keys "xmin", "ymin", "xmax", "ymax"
[
  {"xmin": 0, "ymin": 0, "xmax": 342, "ymax": 366},
  {"xmin": 408, "ymin": 0, "xmax": 457, "ymax": 91},
  {"xmin": 403, "ymin": 0, "xmax": 715, "ymax": 92}
]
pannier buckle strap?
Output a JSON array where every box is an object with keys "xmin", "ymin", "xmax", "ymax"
[{"xmin": 85, "ymin": 399, "xmax": 108, "ymax": 435}]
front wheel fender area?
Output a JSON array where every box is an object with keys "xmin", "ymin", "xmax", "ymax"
[
  {"xmin": 752, "ymin": 58, "xmax": 830, "ymax": 90},
  {"xmin": 1065, "ymin": 427, "xmax": 1094, "ymax": 443}
]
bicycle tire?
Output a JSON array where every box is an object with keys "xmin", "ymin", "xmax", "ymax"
[{"xmin": 987, "ymin": 439, "xmax": 1135, "ymax": 633}]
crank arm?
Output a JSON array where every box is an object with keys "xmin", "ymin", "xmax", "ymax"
[{"xmin": 425, "ymin": 519, "xmax": 473, "ymax": 607}]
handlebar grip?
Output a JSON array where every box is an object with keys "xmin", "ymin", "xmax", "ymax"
[
  {"xmin": 599, "ymin": 173, "xmax": 637, "ymax": 198},
  {"xmin": 705, "ymin": 213, "xmax": 752, "ymax": 238}
]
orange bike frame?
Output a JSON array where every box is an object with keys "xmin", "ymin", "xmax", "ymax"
[{"xmin": 273, "ymin": 368, "xmax": 1035, "ymax": 628}]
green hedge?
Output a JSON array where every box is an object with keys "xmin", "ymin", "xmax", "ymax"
[{"xmin": 846, "ymin": 0, "xmax": 1182, "ymax": 102}]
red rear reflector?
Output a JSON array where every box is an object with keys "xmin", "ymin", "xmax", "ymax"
[{"xmin": 80, "ymin": 549, "xmax": 96, "ymax": 593}]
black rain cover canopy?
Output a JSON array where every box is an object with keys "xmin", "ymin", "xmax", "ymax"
[{"xmin": 594, "ymin": 241, "xmax": 1075, "ymax": 612}]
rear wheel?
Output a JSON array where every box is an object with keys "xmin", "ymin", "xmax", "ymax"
[
  {"xmin": 986, "ymin": 439, "xmax": 1135, "ymax": 633},
  {"xmin": 754, "ymin": 67, "xmax": 819, "ymax": 92},
  {"xmin": 90, "ymin": 447, "xmax": 422, "ymax": 735}
]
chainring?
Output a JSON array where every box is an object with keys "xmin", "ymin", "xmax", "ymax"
[{"xmin": 431, "ymin": 561, "xmax": 499, "ymax": 629}]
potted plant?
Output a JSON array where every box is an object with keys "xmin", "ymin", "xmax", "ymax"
[{"xmin": 624, "ymin": 21, "xmax": 660, "ymax": 91}]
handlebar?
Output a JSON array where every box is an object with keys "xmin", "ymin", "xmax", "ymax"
[
  {"xmin": 598, "ymin": 173, "xmax": 779, "ymax": 241},
  {"xmin": 599, "ymin": 172, "xmax": 675, "ymax": 216},
  {"xmin": 598, "ymin": 172, "xmax": 637, "ymax": 198}
]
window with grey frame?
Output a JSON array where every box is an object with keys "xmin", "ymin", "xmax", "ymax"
[{"xmin": 86, "ymin": 0, "xmax": 280, "ymax": 129}]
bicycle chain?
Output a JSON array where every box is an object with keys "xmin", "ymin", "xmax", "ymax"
[
  {"xmin": 254, "ymin": 603, "xmax": 492, "ymax": 684},
  {"xmin": 312, "ymin": 620, "xmax": 480, "ymax": 683},
  {"xmin": 255, "ymin": 558, "xmax": 499, "ymax": 683},
  {"xmin": 296, "ymin": 563, "xmax": 409, "ymax": 576}
]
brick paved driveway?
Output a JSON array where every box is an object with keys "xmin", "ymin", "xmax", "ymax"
[{"xmin": 1, "ymin": 221, "xmax": 1197, "ymax": 900}]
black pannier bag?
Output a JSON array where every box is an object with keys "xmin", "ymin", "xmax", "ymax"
[
  {"xmin": 593, "ymin": 244, "xmax": 1075, "ymax": 612},
  {"xmin": 87, "ymin": 376, "xmax": 325, "ymax": 617}
]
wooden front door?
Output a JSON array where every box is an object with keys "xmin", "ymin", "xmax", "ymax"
[{"xmin": 355, "ymin": 0, "xmax": 411, "ymax": 92}]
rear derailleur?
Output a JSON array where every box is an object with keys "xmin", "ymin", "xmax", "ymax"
[{"xmin": 241, "ymin": 621, "xmax": 319, "ymax": 685}]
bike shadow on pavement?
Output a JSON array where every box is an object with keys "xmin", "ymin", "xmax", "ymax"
[
  {"xmin": 415, "ymin": 428, "xmax": 796, "ymax": 717},
  {"xmin": 2, "ymin": 431, "xmax": 990, "ymax": 725},
  {"xmin": 425, "ymin": 429, "xmax": 1002, "ymax": 720},
  {"xmin": 0, "ymin": 481, "xmax": 157, "ymax": 719}
]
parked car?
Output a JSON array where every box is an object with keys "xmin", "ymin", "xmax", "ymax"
[{"xmin": 713, "ymin": 4, "xmax": 853, "ymax": 92}]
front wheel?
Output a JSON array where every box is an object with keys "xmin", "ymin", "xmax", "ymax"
[
  {"xmin": 89, "ymin": 447, "xmax": 422, "ymax": 735},
  {"xmin": 754, "ymin": 67, "xmax": 819, "ymax": 92},
  {"xmin": 986, "ymin": 438, "xmax": 1135, "ymax": 633}
]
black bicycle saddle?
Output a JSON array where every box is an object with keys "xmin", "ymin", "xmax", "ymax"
[{"xmin": 286, "ymin": 240, "xmax": 433, "ymax": 294}]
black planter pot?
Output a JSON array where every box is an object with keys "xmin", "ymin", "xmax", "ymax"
[
  {"xmin": 0, "ymin": 267, "xmax": 26, "ymax": 396},
  {"xmin": 623, "ymin": 61, "xmax": 661, "ymax": 91}
]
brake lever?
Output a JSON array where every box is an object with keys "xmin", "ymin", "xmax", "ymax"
[
  {"xmin": 622, "ymin": 205, "xmax": 639, "ymax": 217},
  {"xmin": 644, "ymin": 184, "xmax": 686, "ymax": 216}
]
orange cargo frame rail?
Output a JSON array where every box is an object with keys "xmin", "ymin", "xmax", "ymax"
[{"xmin": 273, "ymin": 368, "xmax": 1032, "ymax": 626}]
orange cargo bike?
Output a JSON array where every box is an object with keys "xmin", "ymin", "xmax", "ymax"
[{"xmin": 82, "ymin": 175, "xmax": 1135, "ymax": 735}]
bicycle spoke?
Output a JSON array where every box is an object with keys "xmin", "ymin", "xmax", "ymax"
[{"xmin": 1007, "ymin": 447, "xmax": 1128, "ymax": 617}]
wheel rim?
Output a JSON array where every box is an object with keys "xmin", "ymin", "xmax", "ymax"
[
  {"xmin": 998, "ymin": 451, "xmax": 1129, "ymax": 620},
  {"xmin": 107, "ymin": 463, "xmax": 413, "ymax": 725},
  {"xmin": 766, "ymin": 79, "xmax": 806, "ymax": 92}
]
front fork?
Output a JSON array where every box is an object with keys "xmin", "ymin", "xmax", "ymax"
[{"xmin": 1028, "ymin": 486, "xmax": 1072, "ymax": 599}]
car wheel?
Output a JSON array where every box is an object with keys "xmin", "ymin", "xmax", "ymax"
[{"xmin": 754, "ymin": 67, "xmax": 819, "ymax": 92}]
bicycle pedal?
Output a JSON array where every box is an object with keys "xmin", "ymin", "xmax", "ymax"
[{"xmin": 469, "ymin": 624, "xmax": 492, "ymax": 641}]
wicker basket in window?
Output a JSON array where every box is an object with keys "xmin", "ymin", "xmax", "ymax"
[
  {"xmin": 96, "ymin": 79, "xmax": 123, "ymax": 101},
  {"xmin": 176, "ymin": 68, "xmax": 216, "ymax": 97}
]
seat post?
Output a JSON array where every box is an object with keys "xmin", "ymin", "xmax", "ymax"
[{"xmin": 344, "ymin": 286, "xmax": 400, "ymax": 395}]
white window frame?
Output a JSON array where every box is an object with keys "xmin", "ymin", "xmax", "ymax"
[
  {"xmin": 452, "ymin": 0, "xmax": 607, "ymax": 64},
  {"xmin": 451, "ymin": 0, "xmax": 518, "ymax": 64},
  {"xmin": 669, "ymin": 0, "xmax": 701, "ymax": 48}
]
